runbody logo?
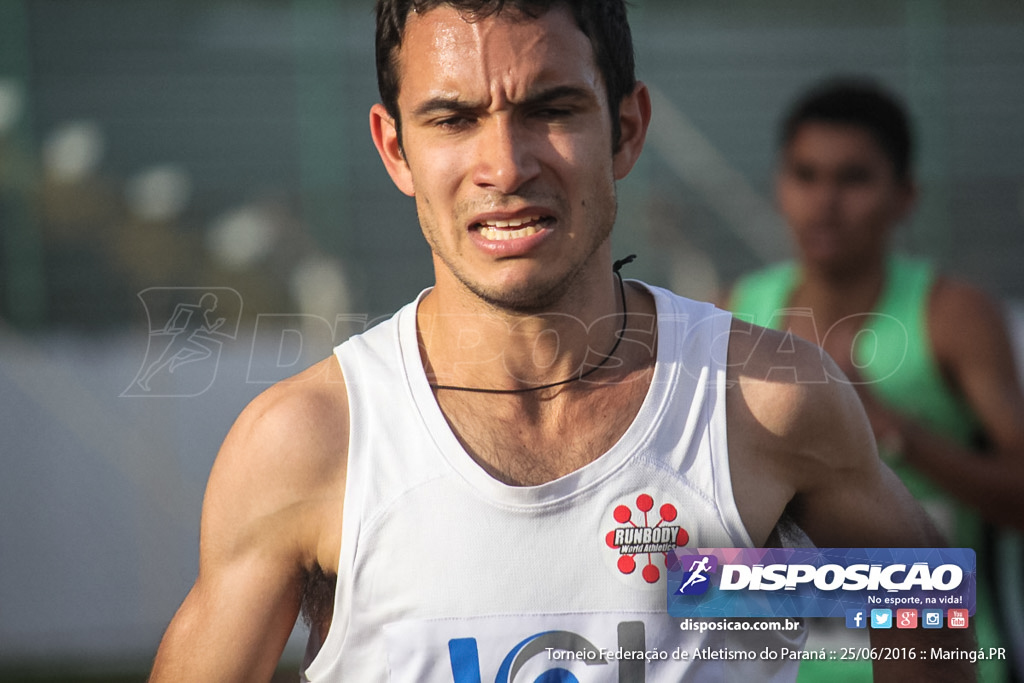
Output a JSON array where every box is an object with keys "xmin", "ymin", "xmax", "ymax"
[{"xmin": 605, "ymin": 494, "xmax": 689, "ymax": 584}]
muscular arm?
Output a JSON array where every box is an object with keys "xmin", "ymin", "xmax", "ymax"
[
  {"xmin": 149, "ymin": 359, "xmax": 347, "ymax": 682},
  {"xmin": 728, "ymin": 321, "xmax": 975, "ymax": 682}
]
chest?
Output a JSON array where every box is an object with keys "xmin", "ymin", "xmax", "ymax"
[{"xmin": 436, "ymin": 373, "xmax": 652, "ymax": 486}]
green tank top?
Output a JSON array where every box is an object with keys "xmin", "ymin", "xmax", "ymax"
[
  {"xmin": 729, "ymin": 256, "xmax": 979, "ymax": 526},
  {"xmin": 731, "ymin": 256, "xmax": 1006, "ymax": 683}
]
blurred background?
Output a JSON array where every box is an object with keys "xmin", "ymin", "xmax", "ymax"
[{"xmin": 1, "ymin": 0, "xmax": 1022, "ymax": 680}]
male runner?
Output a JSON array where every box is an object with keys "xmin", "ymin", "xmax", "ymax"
[
  {"xmin": 150, "ymin": 6, "xmax": 974, "ymax": 681},
  {"xmin": 730, "ymin": 76, "xmax": 1024, "ymax": 682}
]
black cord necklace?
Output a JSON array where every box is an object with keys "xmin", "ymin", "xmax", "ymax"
[{"xmin": 429, "ymin": 255, "xmax": 636, "ymax": 395}]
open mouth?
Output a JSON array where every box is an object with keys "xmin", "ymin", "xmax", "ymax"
[{"xmin": 473, "ymin": 215, "xmax": 552, "ymax": 242}]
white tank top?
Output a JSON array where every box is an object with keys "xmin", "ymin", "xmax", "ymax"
[{"xmin": 302, "ymin": 283, "xmax": 806, "ymax": 682}]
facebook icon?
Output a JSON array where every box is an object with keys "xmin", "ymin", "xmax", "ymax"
[{"xmin": 845, "ymin": 609, "xmax": 866, "ymax": 629}]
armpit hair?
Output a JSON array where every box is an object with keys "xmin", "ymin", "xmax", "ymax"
[
  {"xmin": 300, "ymin": 563, "xmax": 337, "ymax": 632},
  {"xmin": 765, "ymin": 511, "xmax": 815, "ymax": 549}
]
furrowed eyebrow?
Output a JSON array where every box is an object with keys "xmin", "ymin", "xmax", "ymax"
[
  {"xmin": 521, "ymin": 85, "xmax": 595, "ymax": 108},
  {"xmin": 411, "ymin": 96, "xmax": 475, "ymax": 119},
  {"xmin": 410, "ymin": 85, "xmax": 596, "ymax": 119}
]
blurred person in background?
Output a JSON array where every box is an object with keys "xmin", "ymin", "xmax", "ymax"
[{"xmin": 728, "ymin": 76, "xmax": 1024, "ymax": 682}]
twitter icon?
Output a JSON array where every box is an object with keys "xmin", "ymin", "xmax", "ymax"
[{"xmin": 870, "ymin": 609, "xmax": 893, "ymax": 629}]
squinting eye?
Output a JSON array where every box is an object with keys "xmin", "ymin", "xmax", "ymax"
[
  {"xmin": 436, "ymin": 116, "xmax": 474, "ymax": 130},
  {"xmin": 535, "ymin": 108, "xmax": 571, "ymax": 119}
]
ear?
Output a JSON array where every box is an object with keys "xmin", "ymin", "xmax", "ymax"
[
  {"xmin": 612, "ymin": 81, "xmax": 652, "ymax": 180},
  {"xmin": 370, "ymin": 103, "xmax": 415, "ymax": 196}
]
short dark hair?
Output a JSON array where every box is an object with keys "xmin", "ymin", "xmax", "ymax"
[
  {"xmin": 781, "ymin": 77, "xmax": 914, "ymax": 182},
  {"xmin": 375, "ymin": 0, "xmax": 636, "ymax": 149}
]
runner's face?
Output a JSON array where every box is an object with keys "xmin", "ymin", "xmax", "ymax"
[
  {"xmin": 777, "ymin": 122, "xmax": 914, "ymax": 274},
  {"xmin": 373, "ymin": 6, "xmax": 641, "ymax": 311}
]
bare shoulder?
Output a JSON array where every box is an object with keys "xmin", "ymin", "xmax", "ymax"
[
  {"xmin": 725, "ymin": 318, "xmax": 928, "ymax": 547},
  {"xmin": 219, "ymin": 356, "xmax": 349, "ymax": 480},
  {"xmin": 928, "ymin": 275, "xmax": 1015, "ymax": 364},
  {"xmin": 726, "ymin": 317, "xmax": 855, "ymax": 446},
  {"xmin": 926, "ymin": 274, "xmax": 1024, "ymax": 456},
  {"xmin": 929, "ymin": 274, "xmax": 1005, "ymax": 320},
  {"xmin": 204, "ymin": 355, "xmax": 349, "ymax": 572},
  {"xmin": 149, "ymin": 356, "xmax": 350, "ymax": 681}
]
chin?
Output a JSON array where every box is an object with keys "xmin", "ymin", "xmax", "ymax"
[
  {"xmin": 475, "ymin": 286, "xmax": 565, "ymax": 314},
  {"xmin": 799, "ymin": 244, "xmax": 845, "ymax": 268},
  {"xmin": 468, "ymin": 274, "xmax": 574, "ymax": 314}
]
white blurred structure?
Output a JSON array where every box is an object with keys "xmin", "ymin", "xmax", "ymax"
[
  {"xmin": 125, "ymin": 165, "xmax": 193, "ymax": 223},
  {"xmin": 0, "ymin": 329, "xmax": 313, "ymax": 672},
  {"xmin": 42, "ymin": 121, "xmax": 106, "ymax": 184},
  {"xmin": 0, "ymin": 78, "xmax": 25, "ymax": 134}
]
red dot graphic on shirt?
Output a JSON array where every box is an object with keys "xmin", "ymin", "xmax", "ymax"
[{"xmin": 608, "ymin": 493, "xmax": 690, "ymax": 581}]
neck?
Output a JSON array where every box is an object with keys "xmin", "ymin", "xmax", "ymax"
[
  {"xmin": 418, "ymin": 261, "xmax": 645, "ymax": 393},
  {"xmin": 417, "ymin": 280, "xmax": 618, "ymax": 393},
  {"xmin": 794, "ymin": 256, "xmax": 888, "ymax": 326}
]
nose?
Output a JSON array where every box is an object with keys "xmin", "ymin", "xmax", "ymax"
[
  {"xmin": 806, "ymin": 177, "xmax": 842, "ymax": 218},
  {"xmin": 471, "ymin": 115, "xmax": 541, "ymax": 194}
]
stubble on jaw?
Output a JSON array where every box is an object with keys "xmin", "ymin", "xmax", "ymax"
[{"xmin": 420, "ymin": 195, "xmax": 618, "ymax": 316}]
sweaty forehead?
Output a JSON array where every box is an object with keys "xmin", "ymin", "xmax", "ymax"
[{"xmin": 396, "ymin": 5, "xmax": 600, "ymax": 106}]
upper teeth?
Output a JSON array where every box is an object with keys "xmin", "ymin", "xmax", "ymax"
[
  {"xmin": 477, "ymin": 215, "xmax": 543, "ymax": 241},
  {"xmin": 481, "ymin": 215, "xmax": 541, "ymax": 229},
  {"xmin": 479, "ymin": 225, "xmax": 538, "ymax": 241}
]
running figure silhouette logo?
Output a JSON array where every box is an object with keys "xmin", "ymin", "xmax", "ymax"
[
  {"xmin": 124, "ymin": 288, "xmax": 242, "ymax": 397},
  {"xmin": 674, "ymin": 554, "xmax": 718, "ymax": 596}
]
